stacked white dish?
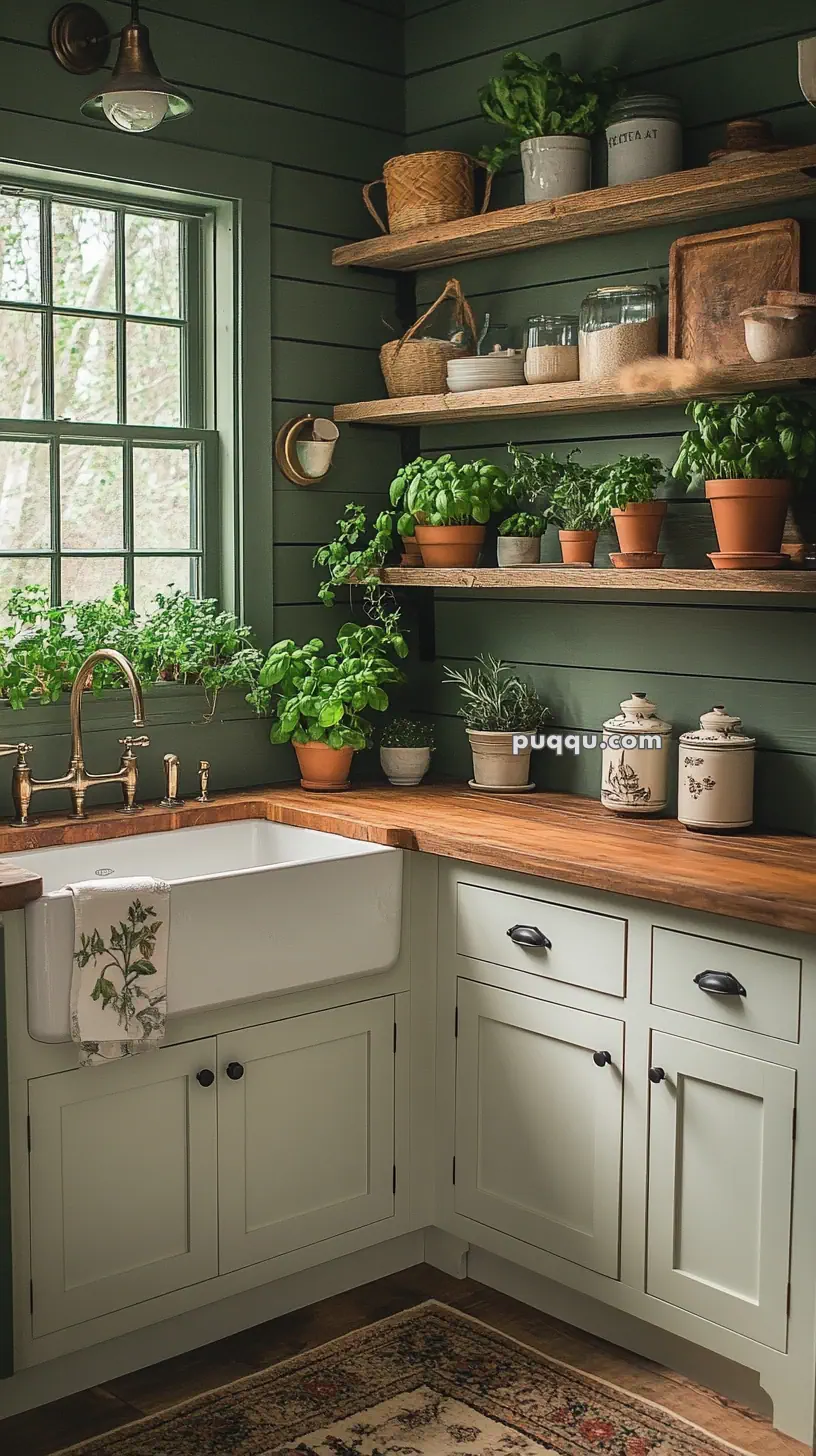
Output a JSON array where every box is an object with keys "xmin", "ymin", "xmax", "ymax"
[{"xmin": 447, "ymin": 348, "xmax": 526, "ymax": 393}]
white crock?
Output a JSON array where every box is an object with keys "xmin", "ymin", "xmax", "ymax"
[
  {"xmin": 380, "ymin": 745, "xmax": 431, "ymax": 786},
  {"xmin": 677, "ymin": 706, "xmax": 756, "ymax": 833},
  {"xmin": 601, "ymin": 691, "xmax": 673, "ymax": 816},
  {"xmin": 520, "ymin": 136, "xmax": 591, "ymax": 202},
  {"xmin": 497, "ymin": 535, "xmax": 542, "ymax": 566}
]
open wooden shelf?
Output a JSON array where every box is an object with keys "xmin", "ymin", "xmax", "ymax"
[
  {"xmin": 332, "ymin": 146, "xmax": 816, "ymax": 273},
  {"xmin": 335, "ymin": 357, "xmax": 816, "ymax": 427},
  {"xmin": 379, "ymin": 567, "xmax": 816, "ymax": 595}
]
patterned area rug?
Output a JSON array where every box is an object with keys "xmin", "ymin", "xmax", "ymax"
[{"xmin": 60, "ymin": 1301, "xmax": 750, "ymax": 1456}]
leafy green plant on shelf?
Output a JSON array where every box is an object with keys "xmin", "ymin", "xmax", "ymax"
[
  {"xmin": 498, "ymin": 512, "xmax": 548, "ymax": 538},
  {"xmin": 313, "ymin": 503, "xmax": 395, "ymax": 611},
  {"xmin": 478, "ymin": 50, "xmax": 621, "ymax": 174},
  {"xmin": 389, "ymin": 454, "xmax": 513, "ymax": 532},
  {"xmin": 249, "ymin": 620, "xmax": 408, "ymax": 751},
  {"xmin": 594, "ymin": 454, "xmax": 666, "ymax": 511},
  {"xmin": 444, "ymin": 654, "xmax": 550, "ymax": 733},
  {"xmin": 539, "ymin": 449, "xmax": 610, "ymax": 531},
  {"xmin": 672, "ymin": 393, "xmax": 816, "ymax": 488}
]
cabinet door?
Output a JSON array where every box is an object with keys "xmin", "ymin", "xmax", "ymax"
[
  {"xmin": 454, "ymin": 979, "xmax": 623, "ymax": 1277},
  {"xmin": 218, "ymin": 998, "xmax": 395, "ymax": 1273},
  {"xmin": 29, "ymin": 1039, "xmax": 219, "ymax": 1337},
  {"xmin": 647, "ymin": 1031, "xmax": 795, "ymax": 1351}
]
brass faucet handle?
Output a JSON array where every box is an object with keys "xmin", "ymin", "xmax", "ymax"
[
  {"xmin": 119, "ymin": 735, "xmax": 150, "ymax": 752},
  {"xmin": 0, "ymin": 742, "xmax": 32, "ymax": 762}
]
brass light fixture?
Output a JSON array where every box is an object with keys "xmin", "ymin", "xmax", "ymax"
[{"xmin": 50, "ymin": 1, "xmax": 193, "ymax": 133}]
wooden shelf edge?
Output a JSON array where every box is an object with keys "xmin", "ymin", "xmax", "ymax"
[
  {"xmin": 378, "ymin": 567, "xmax": 816, "ymax": 593},
  {"xmin": 335, "ymin": 358, "xmax": 816, "ymax": 428},
  {"xmin": 332, "ymin": 145, "xmax": 816, "ymax": 273}
]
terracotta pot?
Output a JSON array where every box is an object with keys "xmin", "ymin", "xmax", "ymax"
[
  {"xmin": 400, "ymin": 534, "xmax": 423, "ymax": 567},
  {"xmin": 559, "ymin": 529, "xmax": 598, "ymax": 565},
  {"xmin": 496, "ymin": 535, "xmax": 542, "ymax": 566},
  {"xmin": 467, "ymin": 730, "xmax": 532, "ymax": 788},
  {"xmin": 293, "ymin": 740, "xmax": 354, "ymax": 792},
  {"xmin": 705, "ymin": 479, "xmax": 790, "ymax": 556},
  {"xmin": 414, "ymin": 523, "xmax": 485, "ymax": 567},
  {"xmin": 612, "ymin": 500, "xmax": 667, "ymax": 555}
]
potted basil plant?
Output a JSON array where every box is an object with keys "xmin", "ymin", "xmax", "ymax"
[
  {"xmin": 390, "ymin": 454, "xmax": 513, "ymax": 567},
  {"xmin": 672, "ymin": 393, "xmax": 816, "ymax": 567},
  {"xmin": 444, "ymin": 654, "xmax": 550, "ymax": 791},
  {"xmin": 380, "ymin": 716, "xmax": 434, "ymax": 786},
  {"xmin": 252, "ymin": 623, "xmax": 407, "ymax": 791},
  {"xmin": 595, "ymin": 454, "xmax": 667, "ymax": 565},
  {"xmin": 497, "ymin": 512, "xmax": 547, "ymax": 566},
  {"xmin": 478, "ymin": 50, "xmax": 620, "ymax": 202}
]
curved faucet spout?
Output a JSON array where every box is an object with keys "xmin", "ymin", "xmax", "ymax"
[{"xmin": 70, "ymin": 649, "xmax": 146, "ymax": 765}]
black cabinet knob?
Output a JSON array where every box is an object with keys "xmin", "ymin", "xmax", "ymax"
[
  {"xmin": 649, "ymin": 1066, "xmax": 666, "ymax": 1084},
  {"xmin": 593, "ymin": 1050, "xmax": 612, "ymax": 1067},
  {"xmin": 226, "ymin": 1061, "xmax": 245, "ymax": 1080},
  {"xmin": 507, "ymin": 924, "xmax": 552, "ymax": 949},
  {"xmin": 694, "ymin": 970, "xmax": 746, "ymax": 997},
  {"xmin": 196, "ymin": 1069, "xmax": 214, "ymax": 1087}
]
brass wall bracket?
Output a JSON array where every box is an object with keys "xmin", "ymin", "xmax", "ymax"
[{"xmin": 274, "ymin": 415, "xmax": 339, "ymax": 486}]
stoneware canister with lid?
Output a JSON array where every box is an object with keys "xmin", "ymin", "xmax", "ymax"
[
  {"xmin": 601, "ymin": 692, "xmax": 673, "ymax": 815},
  {"xmin": 677, "ymin": 706, "xmax": 756, "ymax": 832}
]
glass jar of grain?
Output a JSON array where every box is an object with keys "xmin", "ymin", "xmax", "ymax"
[
  {"xmin": 524, "ymin": 315, "xmax": 579, "ymax": 384},
  {"xmin": 579, "ymin": 284, "xmax": 659, "ymax": 381}
]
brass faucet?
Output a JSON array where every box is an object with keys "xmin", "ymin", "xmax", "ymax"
[{"xmin": 9, "ymin": 649, "xmax": 149, "ymax": 826}]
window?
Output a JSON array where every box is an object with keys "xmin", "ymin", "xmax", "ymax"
[{"xmin": 0, "ymin": 187, "xmax": 213, "ymax": 613}]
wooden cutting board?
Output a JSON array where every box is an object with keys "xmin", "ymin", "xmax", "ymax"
[{"xmin": 669, "ymin": 219, "xmax": 800, "ymax": 362}]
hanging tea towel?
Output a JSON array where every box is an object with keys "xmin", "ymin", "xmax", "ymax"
[{"xmin": 68, "ymin": 877, "xmax": 171, "ymax": 1067}]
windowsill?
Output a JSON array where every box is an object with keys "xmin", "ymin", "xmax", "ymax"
[{"xmin": 0, "ymin": 682, "xmax": 260, "ymax": 739}]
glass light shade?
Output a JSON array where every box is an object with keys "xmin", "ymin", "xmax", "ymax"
[{"xmin": 101, "ymin": 90, "xmax": 169, "ymax": 133}]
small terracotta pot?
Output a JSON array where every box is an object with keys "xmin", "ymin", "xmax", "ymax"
[
  {"xmin": 467, "ymin": 730, "xmax": 532, "ymax": 788},
  {"xmin": 414, "ymin": 523, "xmax": 485, "ymax": 567},
  {"xmin": 612, "ymin": 500, "xmax": 667, "ymax": 555},
  {"xmin": 705, "ymin": 479, "xmax": 790, "ymax": 557},
  {"xmin": 559, "ymin": 529, "xmax": 598, "ymax": 565},
  {"xmin": 293, "ymin": 740, "xmax": 353, "ymax": 792},
  {"xmin": 400, "ymin": 534, "xmax": 423, "ymax": 567}
]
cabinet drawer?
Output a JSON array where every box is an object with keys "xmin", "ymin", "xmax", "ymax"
[
  {"xmin": 651, "ymin": 926, "xmax": 801, "ymax": 1042},
  {"xmin": 456, "ymin": 881, "xmax": 626, "ymax": 997}
]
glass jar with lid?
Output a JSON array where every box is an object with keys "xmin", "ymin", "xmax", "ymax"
[
  {"xmin": 605, "ymin": 94, "xmax": 682, "ymax": 186},
  {"xmin": 524, "ymin": 314, "xmax": 579, "ymax": 384},
  {"xmin": 578, "ymin": 284, "xmax": 660, "ymax": 381}
]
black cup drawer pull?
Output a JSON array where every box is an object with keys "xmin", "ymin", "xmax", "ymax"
[
  {"xmin": 507, "ymin": 924, "xmax": 552, "ymax": 949},
  {"xmin": 593, "ymin": 1050, "xmax": 612, "ymax": 1068},
  {"xmin": 694, "ymin": 970, "xmax": 747, "ymax": 997}
]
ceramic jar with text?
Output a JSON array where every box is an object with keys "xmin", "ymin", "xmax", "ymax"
[
  {"xmin": 677, "ymin": 706, "xmax": 755, "ymax": 832},
  {"xmin": 601, "ymin": 692, "xmax": 672, "ymax": 815},
  {"xmin": 605, "ymin": 94, "xmax": 682, "ymax": 185}
]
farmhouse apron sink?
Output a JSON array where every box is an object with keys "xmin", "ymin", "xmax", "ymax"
[{"xmin": 16, "ymin": 820, "xmax": 402, "ymax": 1043}]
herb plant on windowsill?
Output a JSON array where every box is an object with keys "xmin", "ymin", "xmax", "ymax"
[
  {"xmin": 390, "ymin": 454, "xmax": 513, "ymax": 568},
  {"xmin": 595, "ymin": 455, "xmax": 667, "ymax": 563},
  {"xmin": 379, "ymin": 715, "xmax": 435, "ymax": 787},
  {"xmin": 444, "ymin": 654, "xmax": 550, "ymax": 791}
]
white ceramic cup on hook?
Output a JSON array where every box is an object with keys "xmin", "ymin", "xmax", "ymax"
[{"xmin": 296, "ymin": 418, "xmax": 339, "ymax": 479}]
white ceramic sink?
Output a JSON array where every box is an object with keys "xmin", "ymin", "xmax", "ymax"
[{"xmin": 15, "ymin": 820, "xmax": 403, "ymax": 1043}]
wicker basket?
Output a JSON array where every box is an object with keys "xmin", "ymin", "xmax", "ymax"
[
  {"xmin": 363, "ymin": 151, "xmax": 493, "ymax": 235},
  {"xmin": 380, "ymin": 279, "xmax": 477, "ymax": 398}
]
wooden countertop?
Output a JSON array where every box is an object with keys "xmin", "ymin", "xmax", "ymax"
[{"xmin": 0, "ymin": 784, "xmax": 814, "ymax": 934}]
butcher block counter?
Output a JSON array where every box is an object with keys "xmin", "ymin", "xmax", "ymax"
[{"xmin": 0, "ymin": 783, "xmax": 814, "ymax": 934}]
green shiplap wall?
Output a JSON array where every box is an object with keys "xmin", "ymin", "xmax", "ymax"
[
  {"xmin": 0, "ymin": 0, "xmax": 405, "ymax": 806},
  {"xmin": 404, "ymin": 0, "xmax": 816, "ymax": 833}
]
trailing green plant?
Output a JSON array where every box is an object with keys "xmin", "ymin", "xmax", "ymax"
[
  {"xmin": 546, "ymin": 450, "xmax": 609, "ymax": 531},
  {"xmin": 313, "ymin": 503, "xmax": 395, "ymax": 610},
  {"xmin": 595, "ymin": 454, "xmax": 666, "ymax": 511},
  {"xmin": 672, "ymin": 394, "xmax": 816, "ymax": 489},
  {"xmin": 444, "ymin": 654, "xmax": 550, "ymax": 733},
  {"xmin": 389, "ymin": 454, "xmax": 513, "ymax": 533},
  {"xmin": 250, "ymin": 620, "xmax": 408, "ymax": 751},
  {"xmin": 506, "ymin": 443, "xmax": 560, "ymax": 510},
  {"xmin": 380, "ymin": 715, "xmax": 435, "ymax": 749},
  {"xmin": 498, "ymin": 511, "xmax": 547, "ymax": 538},
  {"xmin": 478, "ymin": 50, "xmax": 621, "ymax": 174}
]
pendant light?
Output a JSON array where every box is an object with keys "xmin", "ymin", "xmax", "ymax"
[{"xmin": 50, "ymin": 2, "xmax": 193, "ymax": 134}]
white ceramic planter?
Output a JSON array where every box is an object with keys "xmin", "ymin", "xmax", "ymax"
[
  {"xmin": 520, "ymin": 136, "xmax": 591, "ymax": 202},
  {"xmin": 497, "ymin": 536, "xmax": 542, "ymax": 566},
  {"xmin": 380, "ymin": 745, "xmax": 431, "ymax": 786},
  {"xmin": 468, "ymin": 730, "xmax": 532, "ymax": 788}
]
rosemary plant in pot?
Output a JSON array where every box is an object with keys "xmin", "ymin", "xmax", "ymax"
[
  {"xmin": 672, "ymin": 394, "xmax": 816, "ymax": 566},
  {"xmin": 595, "ymin": 454, "xmax": 667, "ymax": 565},
  {"xmin": 445, "ymin": 654, "xmax": 550, "ymax": 790},
  {"xmin": 390, "ymin": 454, "xmax": 513, "ymax": 567},
  {"xmin": 478, "ymin": 50, "xmax": 620, "ymax": 202},
  {"xmin": 380, "ymin": 716, "xmax": 434, "ymax": 786}
]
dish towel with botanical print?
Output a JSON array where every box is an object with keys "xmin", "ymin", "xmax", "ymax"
[{"xmin": 68, "ymin": 877, "xmax": 170, "ymax": 1067}]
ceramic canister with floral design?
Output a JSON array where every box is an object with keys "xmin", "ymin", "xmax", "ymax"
[
  {"xmin": 677, "ymin": 706, "xmax": 756, "ymax": 832},
  {"xmin": 601, "ymin": 692, "xmax": 673, "ymax": 815}
]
